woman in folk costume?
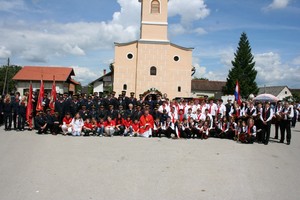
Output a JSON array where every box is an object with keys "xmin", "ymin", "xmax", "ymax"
[
  {"xmin": 218, "ymin": 116, "xmax": 230, "ymax": 138},
  {"xmin": 245, "ymin": 118, "xmax": 256, "ymax": 144},
  {"xmin": 139, "ymin": 108, "xmax": 154, "ymax": 138},
  {"xmin": 163, "ymin": 116, "xmax": 178, "ymax": 139},
  {"xmin": 153, "ymin": 117, "xmax": 163, "ymax": 138},
  {"xmin": 71, "ymin": 113, "xmax": 84, "ymax": 136},
  {"xmin": 230, "ymin": 102, "xmax": 241, "ymax": 121}
]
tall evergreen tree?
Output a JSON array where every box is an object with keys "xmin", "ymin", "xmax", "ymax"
[{"xmin": 224, "ymin": 32, "xmax": 258, "ymax": 98}]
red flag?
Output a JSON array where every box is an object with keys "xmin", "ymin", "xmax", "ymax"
[
  {"xmin": 234, "ymin": 80, "xmax": 241, "ymax": 106},
  {"xmin": 49, "ymin": 76, "xmax": 56, "ymax": 113},
  {"xmin": 26, "ymin": 81, "xmax": 33, "ymax": 128},
  {"xmin": 36, "ymin": 79, "xmax": 44, "ymax": 111}
]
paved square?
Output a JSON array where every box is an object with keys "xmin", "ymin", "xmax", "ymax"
[{"xmin": 0, "ymin": 124, "xmax": 299, "ymax": 200}]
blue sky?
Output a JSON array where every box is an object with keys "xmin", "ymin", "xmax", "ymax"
[{"xmin": 0, "ymin": 0, "xmax": 300, "ymax": 88}]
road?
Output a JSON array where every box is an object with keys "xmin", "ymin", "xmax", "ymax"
[{"xmin": 0, "ymin": 124, "xmax": 300, "ymax": 200}]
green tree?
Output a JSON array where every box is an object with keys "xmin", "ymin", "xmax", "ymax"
[
  {"xmin": 0, "ymin": 64, "xmax": 22, "ymax": 95},
  {"xmin": 223, "ymin": 32, "xmax": 258, "ymax": 98},
  {"xmin": 193, "ymin": 77, "xmax": 209, "ymax": 80}
]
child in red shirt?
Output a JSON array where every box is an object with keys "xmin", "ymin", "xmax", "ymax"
[
  {"xmin": 131, "ymin": 119, "xmax": 140, "ymax": 137},
  {"xmin": 83, "ymin": 118, "xmax": 93, "ymax": 136},
  {"xmin": 123, "ymin": 115, "xmax": 133, "ymax": 136}
]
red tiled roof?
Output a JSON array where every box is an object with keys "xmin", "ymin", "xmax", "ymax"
[
  {"xmin": 191, "ymin": 80, "xmax": 226, "ymax": 92},
  {"xmin": 13, "ymin": 66, "xmax": 75, "ymax": 82}
]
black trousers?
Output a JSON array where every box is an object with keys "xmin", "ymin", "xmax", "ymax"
[
  {"xmin": 262, "ymin": 122, "xmax": 271, "ymax": 144},
  {"xmin": 18, "ymin": 114, "xmax": 26, "ymax": 130},
  {"xmin": 0, "ymin": 113, "xmax": 3, "ymax": 126},
  {"xmin": 275, "ymin": 121, "xmax": 281, "ymax": 138},
  {"xmin": 52, "ymin": 123, "xmax": 61, "ymax": 134},
  {"xmin": 280, "ymin": 120, "xmax": 291, "ymax": 143},
  {"xmin": 4, "ymin": 113, "xmax": 12, "ymax": 130},
  {"xmin": 13, "ymin": 112, "xmax": 18, "ymax": 129}
]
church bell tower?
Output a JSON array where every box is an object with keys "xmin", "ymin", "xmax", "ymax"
[{"xmin": 139, "ymin": 0, "xmax": 169, "ymax": 42}]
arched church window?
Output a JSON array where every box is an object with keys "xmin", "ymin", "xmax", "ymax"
[
  {"xmin": 150, "ymin": 66, "xmax": 157, "ymax": 76},
  {"xmin": 123, "ymin": 84, "xmax": 127, "ymax": 90},
  {"xmin": 151, "ymin": 0, "xmax": 160, "ymax": 14}
]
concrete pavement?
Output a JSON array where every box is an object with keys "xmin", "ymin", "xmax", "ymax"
[{"xmin": 0, "ymin": 124, "xmax": 300, "ymax": 200}]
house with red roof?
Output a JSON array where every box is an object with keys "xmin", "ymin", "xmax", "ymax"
[{"xmin": 13, "ymin": 66, "xmax": 80, "ymax": 96}]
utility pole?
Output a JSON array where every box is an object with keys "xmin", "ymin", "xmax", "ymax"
[{"xmin": 2, "ymin": 58, "xmax": 9, "ymax": 95}]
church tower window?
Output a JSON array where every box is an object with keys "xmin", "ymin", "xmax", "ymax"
[
  {"xmin": 150, "ymin": 66, "xmax": 157, "ymax": 76},
  {"xmin": 151, "ymin": 0, "xmax": 160, "ymax": 14}
]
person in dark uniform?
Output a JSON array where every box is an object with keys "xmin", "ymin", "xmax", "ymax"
[
  {"xmin": 70, "ymin": 95, "xmax": 80, "ymax": 117},
  {"xmin": 52, "ymin": 112, "xmax": 61, "ymax": 135},
  {"xmin": 117, "ymin": 94, "xmax": 127, "ymax": 109},
  {"xmin": 45, "ymin": 109, "xmax": 54, "ymax": 134},
  {"xmin": 107, "ymin": 104, "xmax": 118, "ymax": 120},
  {"xmin": 121, "ymin": 91, "xmax": 129, "ymax": 108},
  {"xmin": 127, "ymin": 92, "xmax": 137, "ymax": 108},
  {"xmin": 3, "ymin": 95, "xmax": 13, "ymax": 131},
  {"xmin": 17, "ymin": 99, "xmax": 27, "ymax": 131},
  {"xmin": 79, "ymin": 105, "xmax": 90, "ymax": 121},
  {"xmin": 255, "ymin": 102, "xmax": 263, "ymax": 143},
  {"xmin": 98, "ymin": 105, "xmax": 107, "ymax": 120},
  {"xmin": 35, "ymin": 111, "xmax": 48, "ymax": 134},
  {"xmin": 145, "ymin": 95, "xmax": 155, "ymax": 110},
  {"xmin": 260, "ymin": 102, "xmax": 274, "ymax": 145},
  {"xmin": 225, "ymin": 99, "xmax": 233, "ymax": 120},
  {"xmin": 43, "ymin": 93, "xmax": 50, "ymax": 112},
  {"xmin": 280, "ymin": 102, "xmax": 294, "ymax": 145},
  {"xmin": 55, "ymin": 95, "xmax": 65, "ymax": 122},
  {"xmin": 12, "ymin": 92, "xmax": 20, "ymax": 130}
]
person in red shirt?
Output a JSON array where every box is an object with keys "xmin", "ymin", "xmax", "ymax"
[
  {"xmin": 61, "ymin": 112, "xmax": 73, "ymax": 135},
  {"xmin": 131, "ymin": 119, "xmax": 140, "ymax": 137},
  {"xmin": 123, "ymin": 115, "xmax": 133, "ymax": 136},
  {"xmin": 104, "ymin": 116, "xmax": 116, "ymax": 137},
  {"xmin": 139, "ymin": 107, "xmax": 154, "ymax": 138},
  {"xmin": 83, "ymin": 118, "xmax": 93, "ymax": 136}
]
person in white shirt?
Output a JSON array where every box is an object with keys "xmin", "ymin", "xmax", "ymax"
[
  {"xmin": 71, "ymin": 113, "xmax": 84, "ymax": 136},
  {"xmin": 216, "ymin": 99, "xmax": 227, "ymax": 119},
  {"xmin": 260, "ymin": 102, "xmax": 274, "ymax": 145},
  {"xmin": 207, "ymin": 99, "xmax": 218, "ymax": 120},
  {"xmin": 280, "ymin": 101, "xmax": 294, "ymax": 145}
]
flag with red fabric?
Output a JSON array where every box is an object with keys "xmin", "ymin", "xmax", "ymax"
[
  {"xmin": 26, "ymin": 81, "xmax": 33, "ymax": 128},
  {"xmin": 36, "ymin": 79, "xmax": 44, "ymax": 111},
  {"xmin": 234, "ymin": 80, "xmax": 242, "ymax": 105},
  {"xmin": 49, "ymin": 76, "xmax": 56, "ymax": 113}
]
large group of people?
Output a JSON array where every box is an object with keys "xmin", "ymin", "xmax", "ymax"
[{"xmin": 1, "ymin": 90, "xmax": 299, "ymax": 145}]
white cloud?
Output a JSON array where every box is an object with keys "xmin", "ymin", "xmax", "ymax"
[
  {"xmin": 0, "ymin": 0, "xmax": 26, "ymax": 12},
  {"xmin": 62, "ymin": 44, "xmax": 85, "ymax": 56},
  {"xmin": 169, "ymin": 0, "xmax": 210, "ymax": 25},
  {"xmin": 292, "ymin": 55, "xmax": 300, "ymax": 65},
  {"xmin": 72, "ymin": 66, "xmax": 99, "ymax": 84},
  {"xmin": 255, "ymin": 52, "xmax": 300, "ymax": 87},
  {"xmin": 193, "ymin": 27, "xmax": 207, "ymax": 35},
  {"xmin": 265, "ymin": 0, "xmax": 290, "ymax": 10},
  {"xmin": 0, "ymin": 46, "xmax": 12, "ymax": 59}
]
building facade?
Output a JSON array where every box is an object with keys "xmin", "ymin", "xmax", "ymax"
[
  {"xmin": 113, "ymin": 0, "xmax": 193, "ymax": 99},
  {"xmin": 258, "ymin": 86, "xmax": 292, "ymax": 101},
  {"xmin": 13, "ymin": 66, "xmax": 79, "ymax": 96}
]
